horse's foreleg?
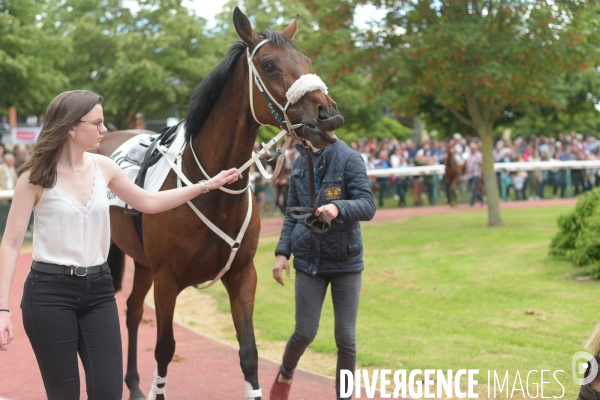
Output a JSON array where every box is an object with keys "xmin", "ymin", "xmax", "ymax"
[
  {"xmin": 222, "ymin": 264, "xmax": 261, "ymax": 400},
  {"xmin": 125, "ymin": 261, "xmax": 153, "ymax": 400},
  {"xmin": 148, "ymin": 274, "xmax": 179, "ymax": 400}
]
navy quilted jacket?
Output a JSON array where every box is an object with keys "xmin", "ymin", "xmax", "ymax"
[{"xmin": 275, "ymin": 140, "xmax": 376, "ymax": 276}]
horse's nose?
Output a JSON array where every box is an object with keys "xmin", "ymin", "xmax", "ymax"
[{"xmin": 317, "ymin": 103, "xmax": 340, "ymax": 121}]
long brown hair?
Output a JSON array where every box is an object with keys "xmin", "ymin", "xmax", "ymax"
[{"xmin": 19, "ymin": 90, "xmax": 103, "ymax": 188}]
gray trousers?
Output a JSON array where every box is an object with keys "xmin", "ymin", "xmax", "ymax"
[{"xmin": 280, "ymin": 270, "xmax": 362, "ymax": 399}]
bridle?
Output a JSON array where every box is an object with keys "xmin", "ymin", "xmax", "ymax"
[
  {"xmin": 247, "ymin": 38, "xmax": 315, "ymax": 134},
  {"xmin": 247, "ymin": 38, "xmax": 343, "ymax": 236}
]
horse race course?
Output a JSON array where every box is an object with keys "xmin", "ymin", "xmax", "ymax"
[
  {"xmin": 171, "ymin": 203, "xmax": 596, "ymax": 399},
  {"xmin": 4, "ymin": 200, "xmax": 594, "ymax": 399}
]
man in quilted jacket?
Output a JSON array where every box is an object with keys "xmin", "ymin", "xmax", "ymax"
[{"xmin": 270, "ymin": 138, "xmax": 376, "ymax": 400}]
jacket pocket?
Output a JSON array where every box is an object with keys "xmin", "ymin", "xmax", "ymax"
[
  {"xmin": 346, "ymin": 226, "xmax": 363, "ymax": 257},
  {"xmin": 321, "ymin": 173, "xmax": 344, "ymax": 203}
]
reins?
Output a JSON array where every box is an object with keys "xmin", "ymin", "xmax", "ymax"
[{"xmin": 287, "ymin": 139, "xmax": 343, "ymax": 236}]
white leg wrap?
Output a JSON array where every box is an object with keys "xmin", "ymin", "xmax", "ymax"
[
  {"xmin": 245, "ymin": 380, "xmax": 262, "ymax": 399},
  {"xmin": 147, "ymin": 368, "xmax": 167, "ymax": 400}
]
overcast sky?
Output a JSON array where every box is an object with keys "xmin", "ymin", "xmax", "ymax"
[
  {"xmin": 184, "ymin": 0, "xmax": 229, "ymax": 21},
  {"xmin": 176, "ymin": 1, "xmax": 384, "ymax": 30}
]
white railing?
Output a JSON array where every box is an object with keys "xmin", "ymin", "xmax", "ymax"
[
  {"xmin": 366, "ymin": 160, "xmax": 600, "ymax": 177},
  {"xmin": 0, "ymin": 160, "xmax": 597, "ymax": 203},
  {"xmin": 0, "ymin": 190, "xmax": 13, "ymax": 201}
]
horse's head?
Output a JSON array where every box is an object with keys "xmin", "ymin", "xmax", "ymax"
[{"xmin": 233, "ymin": 7, "xmax": 344, "ymax": 149}]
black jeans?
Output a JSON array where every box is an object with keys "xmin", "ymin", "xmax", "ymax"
[
  {"xmin": 280, "ymin": 271, "xmax": 361, "ymax": 400},
  {"xmin": 21, "ymin": 265, "xmax": 123, "ymax": 400}
]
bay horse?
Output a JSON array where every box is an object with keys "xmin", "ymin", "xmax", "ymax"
[
  {"xmin": 443, "ymin": 144, "xmax": 465, "ymax": 206},
  {"xmin": 96, "ymin": 7, "xmax": 344, "ymax": 400}
]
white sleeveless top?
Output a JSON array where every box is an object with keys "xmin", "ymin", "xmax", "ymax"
[{"xmin": 32, "ymin": 155, "xmax": 110, "ymax": 267}]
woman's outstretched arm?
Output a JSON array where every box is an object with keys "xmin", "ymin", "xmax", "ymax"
[{"xmin": 99, "ymin": 154, "xmax": 241, "ymax": 215}]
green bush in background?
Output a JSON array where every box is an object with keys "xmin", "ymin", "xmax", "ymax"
[{"xmin": 549, "ymin": 188, "xmax": 600, "ymax": 277}]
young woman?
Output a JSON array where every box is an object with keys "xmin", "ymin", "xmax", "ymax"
[{"xmin": 0, "ymin": 90, "xmax": 239, "ymax": 399}]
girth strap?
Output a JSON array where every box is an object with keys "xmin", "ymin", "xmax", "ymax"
[{"xmin": 174, "ymin": 153, "xmax": 254, "ymax": 290}]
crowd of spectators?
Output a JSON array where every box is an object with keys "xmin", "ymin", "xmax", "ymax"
[
  {"xmin": 352, "ymin": 130, "xmax": 600, "ymax": 208},
  {"xmin": 5, "ymin": 121, "xmax": 595, "ymax": 215}
]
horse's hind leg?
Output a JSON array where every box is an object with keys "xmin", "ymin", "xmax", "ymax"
[
  {"xmin": 222, "ymin": 263, "xmax": 262, "ymax": 400},
  {"xmin": 125, "ymin": 261, "xmax": 154, "ymax": 400}
]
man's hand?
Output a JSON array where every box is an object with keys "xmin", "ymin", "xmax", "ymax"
[
  {"xmin": 315, "ymin": 203, "xmax": 339, "ymax": 222},
  {"xmin": 273, "ymin": 255, "xmax": 290, "ymax": 286}
]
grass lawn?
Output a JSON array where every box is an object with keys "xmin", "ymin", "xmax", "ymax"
[{"xmin": 183, "ymin": 205, "xmax": 595, "ymax": 397}]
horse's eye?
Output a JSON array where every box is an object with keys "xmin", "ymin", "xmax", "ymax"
[{"xmin": 263, "ymin": 62, "xmax": 275, "ymax": 73}]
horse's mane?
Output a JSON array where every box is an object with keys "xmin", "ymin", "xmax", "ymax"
[{"xmin": 185, "ymin": 30, "xmax": 298, "ymax": 140}]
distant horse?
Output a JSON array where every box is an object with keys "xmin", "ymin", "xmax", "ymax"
[
  {"xmin": 443, "ymin": 145, "xmax": 465, "ymax": 206},
  {"xmin": 97, "ymin": 8, "xmax": 343, "ymax": 400}
]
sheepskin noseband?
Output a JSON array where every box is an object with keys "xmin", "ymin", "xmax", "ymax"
[{"xmin": 285, "ymin": 74, "xmax": 328, "ymax": 107}]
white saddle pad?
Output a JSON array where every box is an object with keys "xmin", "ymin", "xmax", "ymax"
[{"xmin": 107, "ymin": 123, "xmax": 187, "ymax": 208}]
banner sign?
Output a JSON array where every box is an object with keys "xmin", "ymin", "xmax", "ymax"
[{"xmin": 11, "ymin": 127, "xmax": 41, "ymax": 144}]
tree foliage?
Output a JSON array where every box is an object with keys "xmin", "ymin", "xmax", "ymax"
[
  {"xmin": 0, "ymin": 0, "xmax": 69, "ymax": 113},
  {"xmin": 38, "ymin": 0, "xmax": 219, "ymax": 129},
  {"xmin": 503, "ymin": 67, "xmax": 600, "ymax": 136}
]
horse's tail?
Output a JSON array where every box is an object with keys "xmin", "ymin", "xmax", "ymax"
[
  {"xmin": 584, "ymin": 324, "xmax": 600, "ymax": 354},
  {"xmin": 107, "ymin": 242, "xmax": 125, "ymax": 293}
]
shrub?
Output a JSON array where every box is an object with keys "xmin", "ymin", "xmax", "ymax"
[{"xmin": 549, "ymin": 188, "xmax": 600, "ymax": 270}]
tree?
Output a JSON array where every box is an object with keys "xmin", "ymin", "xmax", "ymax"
[
  {"xmin": 41, "ymin": 0, "xmax": 219, "ymax": 129},
  {"xmin": 360, "ymin": 0, "xmax": 600, "ymax": 226},
  {"xmin": 0, "ymin": 0, "xmax": 69, "ymax": 115}
]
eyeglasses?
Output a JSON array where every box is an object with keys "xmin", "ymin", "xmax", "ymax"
[{"xmin": 79, "ymin": 119, "xmax": 105, "ymax": 131}]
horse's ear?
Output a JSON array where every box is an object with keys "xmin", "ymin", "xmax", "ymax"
[
  {"xmin": 282, "ymin": 14, "xmax": 299, "ymax": 39},
  {"xmin": 233, "ymin": 7, "xmax": 255, "ymax": 46}
]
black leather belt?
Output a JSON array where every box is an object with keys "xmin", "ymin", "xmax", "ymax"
[{"xmin": 31, "ymin": 261, "xmax": 109, "ymax": 277}]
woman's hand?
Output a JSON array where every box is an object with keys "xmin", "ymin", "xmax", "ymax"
[
  {"xmin": 273, "ymin": 255, "xmax": 290, "ymax": 286},
  {"xmin": 206, "ymin": 168, "xmax": 241, "ymax": 191},
  {"xmin": 0, "ymin": 313, "xmax": 13, "ymax": 351}
]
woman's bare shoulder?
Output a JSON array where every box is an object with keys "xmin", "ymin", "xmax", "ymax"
[
  {"xmin": 15, "ymin": 170, "xmax": 44, "ymax": 204},
  {"xmin": 92, "ymin": 153, "xmax": 120, "ymax": 183}
]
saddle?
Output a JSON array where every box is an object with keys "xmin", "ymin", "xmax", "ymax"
[{"xmin": 125, "ymin": 121, "xmax": 182, "ymax": 241}]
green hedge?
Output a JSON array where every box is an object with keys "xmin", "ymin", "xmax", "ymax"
[{"xmin": 549, "ymin": 188, "xmax": 600, "ymax": 277}]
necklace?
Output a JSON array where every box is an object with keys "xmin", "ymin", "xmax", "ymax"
[{"xmin": 59, "ymin": 158, "xmax": 85, "ymax": 173}]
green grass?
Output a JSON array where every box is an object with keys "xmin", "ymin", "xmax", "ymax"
[{"xmin": 206, "ymin": 206, "xmax": 596, "ymax": 397}]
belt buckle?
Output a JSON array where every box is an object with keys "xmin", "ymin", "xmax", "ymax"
[{"xmin": 74, "ymin": 266, "xmax": 87, "ymax": 277}]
